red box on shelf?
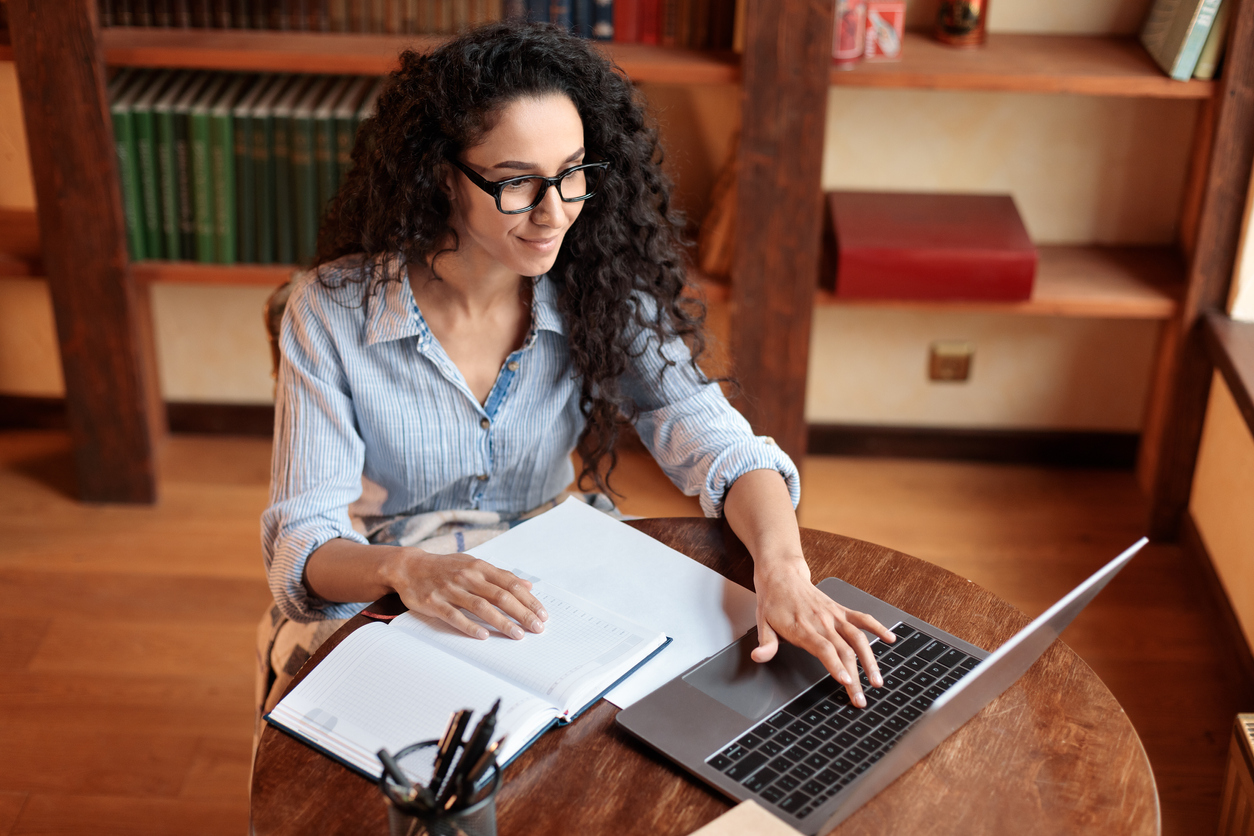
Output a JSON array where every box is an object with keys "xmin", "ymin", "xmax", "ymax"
[{"xmin": 827, "ymin": 191, "xmax": 1038, "ymax": 301}]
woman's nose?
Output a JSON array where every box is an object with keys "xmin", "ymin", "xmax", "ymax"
[{"xmin": 529, "ymin": 182, "xmax": 566, "ymax": 226}]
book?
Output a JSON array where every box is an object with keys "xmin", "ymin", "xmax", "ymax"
[
  {"xmin": 614, "ymin": 0, "xmax": 638, "ymax": 42},
  {"xmin": 331, "ymin": 76, "xmax": 374, "ymax": 189},
  {"xmin": 172, "ymin": 71, "xmax": 214, "ymax": 260},
  {"xmin": 639, "ymin": 0, "xmax": 659, "ymax": 43},
  {"xmin": 314, "ymin": 75, "xmax": 354, "ymax": 220},
  {"xmin": 1193, "ymin": 0, "xmax": 1230, "ymax": 79},
  {"xmin": 290, "ymin": 76, "xmax": 334, "ymax": 264},
  {"xmin": 189, "ymin": 73, "xmax": 230, "ymax": 263},
  {"xmin": 827, "ymin": 191, "xmax": 1038, "ymax": 301},
  {"xmin": 593, "ymin": 0, "xmax": 613, "ymax": 39},
  {"xmin": 210, "ymin": 73, "xmax": 251, "ymax": 263},
  {"xmin": 131, "ymin": 70, "xmax": 176, "ymax": 260},
  {"xmin": 153, "ymin": 71, "xmax": 195, "ymax": 260},
  {"xmin": 272, "ymin": 75, "xmax": 315, "ymax": 265},
  {"xmin": 1140, "ymin": 0, "xmax": 1224, "ymax": 81},
  {"xmin": 249, "ymin": 74, "xmax": 296, "ymax": 264},
  {"xmin": 267, "ymin": 577, "xmax": 670, "ymax": 780},
  {"xmin": 109, "ymin": 69, "xmax": 150, "ymax": 260},
  {"xmin": 232, "ymin": 74, "xmax": 275, "ymax": 264}
]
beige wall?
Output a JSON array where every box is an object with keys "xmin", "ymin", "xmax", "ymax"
[
  {"xmin": 1190, "ymin": 374, "xmax": 1254, "ymax": 650},
  {"xmin": 1230, "ymin": 162, "xmax": 1254, "ymax": 322},
  {"xmin": 907, "ymin": 0, "xmax": 1153, "ymax": 35}
]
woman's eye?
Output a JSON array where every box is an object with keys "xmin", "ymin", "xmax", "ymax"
[{"xmin": 502, "ymin": 180, "xmax": 530, "ymax": 191}]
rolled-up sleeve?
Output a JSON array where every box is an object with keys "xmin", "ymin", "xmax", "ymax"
[
  {"xmin": 623, "ymin": 303, "xmax": 800, "ymax": 518},
  {"xmin": 261, "ymin": 278, "xmax": 372, "ymax": 622}
]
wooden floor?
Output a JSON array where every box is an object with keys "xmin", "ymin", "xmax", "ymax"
[{"xmin": 0, "ymin": 429, "xmax": 1250, "ymax": 835}]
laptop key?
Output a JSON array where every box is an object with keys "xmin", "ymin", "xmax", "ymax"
[
  {"xmin": 901, "ymin": 681, "xmax": 923, "ymax": 697},
  {"xmin": 812, "ymin": 724, "xmax": 835, "ymax": 741},
  {"xmin": 898, "ymin": 705, "xmax": 922, "ymax": 721},
  {"xmin": 916, "ymin": 640, "xmax": 949, "ymax": 662},
  {"xmin": 884, "ymin": 715, "xmax": 910, "ymax": 732},
  {"xmin": 766, "ymin": 709, "xmax": 794, "ymax": 728},
  {"xmin": 882, "ymin": 673, "xmax": 905, "ymax": 690},
  {"xmin": 860, "ymin": 711, "xmax": 887, "ymax": 728},
  {"xmin": 940, "ymin": 674, "xmax": 960, "ymax": 689},
  {"xmin": 720, "ymin": 744, "xmax": 747, "ymax": 761},
  {"xmin": 725, "ymin": 751, "xmax": 768, "ymax": 780},
  {"xmin": 819, "ymin": 741, "xmax": 842, "ymax": 759},
  {"xmin": 872, "ymin": 640, "xmax": 894, "ymax": 658},
  {"xmin": 861, "ymin": 735, "xmax": 885, "ymax": 753},
  {"xmin": 744, "ymin": 767, "xmax": 779, "ymax": 792},
  {"xmin": 751, "ymin": 722, "xmax": 778, "ymax": 739},
  {"xmin": 825, "ymin": 713, "xmax": 851, "ymax": 731},
  {"xmin": 802, "ymin": 779, "xmax": 827, "ymax": 796},
  {"xmin": 848, "ymin": 721, "xmax": 872, "ymax": 737},
  {"xmin": 831, "ymin": 756, "xmax": 855, "ymax": 775},
  {"xmin": 870, "ymin": 703, "xmax": 897, "ymax": 722},
  {"xmin": 737, "ymin": 733, "xmax": 763, "ymax": 749},
  {"xmin": 804, "ymin": 753, "xmax": 828, "ymax": 770},
  {"xmin": 925, "ymin": 663, "xmax": 950, "ymax": 678},
  {"xmin": 774, "ymin": 730, "xmax": 798, "ymax": 747},
  {"xmin": 887, "ymin": 691, "xmax": 911, "ymax": 706},
  {"xmin": 707, "ymin": 754, "xmax": 732, "ymax": 771},
  {"xmin": 835, "ymin": 731, "xmax": 857, "ymax": 748},
  {"xmin": 959, "ymin": 657, "xmax": 979, "ymax": 672},
  {"xmin": 815, "ymin": 699, "xmax": 839, "ymax": 716},
  {"xmin": 905, "ymin": 657, "xmax": 927, "ymax": 672},
  {"xmin": 759, "ymin": 739, "xmax": 785, "ymax": 757},
  {"xmin": 786, "ymin": 719, "xmax": 811, "ymax": 735},
  {"xmin": 768, "ymin": 755, "xmax": 795, "ymax": 772},
  {"xmin": 925, "ymin": 686, "xmax": 946, "ymax": 700},
  {"xmin": 872, "ymin": 726, "xmax": 897, "ymax": 743},
  {"xmin": 881, "ymin": 652, "xmax": 906, "ymax": 670},
  {"xmin": 776, "ymin": 773, "xmax": 801, "ymax": 791},
  {"xmin": 801, "ymin": 708, "xmax": 825, "ymax": 725},
  {"xmin": 790, "ymin": 763, "xmax": 816, "ymax": 780},
  {"xmin": 760, "ymin": 785, "xmax": 785, "ymax": 803},
  {"xmin": 913, "ymin": 672, "xmax": 936, "ymax": 688},
  {"xmin": 816, "ymin": 767, "xmax": 840, "ymax": 784},
  {"xmin": 911, "ymin": 695, "xmax": 934, "ymax": 710},
  {"xmin": 845, "ymin": 746, "xmax": 869, "ymax": 763},
  {"xmin": 798, "ymin": 734, "xmax": 822, "ymax": 751},
  {"xmin": 779, "ymin": 790, "xmax": 812, "ymax": 813},
  {"xmin": 939, "ymin": 649, "xmax": 967, "ymax": 668}
]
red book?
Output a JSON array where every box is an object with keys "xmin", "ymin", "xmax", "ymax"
[
  {"xmin": 828, "ymin": 191, "xmax": 1038, "ymax": 301},
  {"xmin": 615, "ymin": 0, "xmax": 640, "ymax": 42},
  {"xmin": 639, "ymin": 0, "xmax": 660, "ymax": 43}
]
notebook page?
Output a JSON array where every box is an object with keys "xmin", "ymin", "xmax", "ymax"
[
  {"xmin": 389, "ymin": 580, "xmax": 666, "ymax": 713},
  {"xmin": 268, "ymin": 622, "xmax": 557, "ymax": 778}
]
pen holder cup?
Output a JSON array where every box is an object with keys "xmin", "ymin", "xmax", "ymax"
[{"xmin": 379, "ymin": 740, "xmax": 500, "ymax": 836}]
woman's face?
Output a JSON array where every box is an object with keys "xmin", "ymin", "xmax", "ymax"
[{"xmin": 445, "ymin": 93, "xmax": 588, "ymax": 281}]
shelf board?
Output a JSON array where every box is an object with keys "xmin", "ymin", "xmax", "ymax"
[
  {"xmin": 831, "ymin": 33, "xmax": 1215, "ymax": 99},
  {"xmin": 132, "ymin": 260, "xmax": 297, "ymax": 286},
  {"xmin": 815, "ymin": 245, "xmax": 1184, "ymax": 319},
  {"xmin": 99, "ymin": 27, "xmax": 740, "ymax": 83}
]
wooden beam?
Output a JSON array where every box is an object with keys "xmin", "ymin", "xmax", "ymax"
[
  {"xmin": 8, "ymin": 0, "xmax": 164, "ymax": 502},
  {"xmin": 1203, "ymin": 311, "xmax": 1254, "ymax": 435},
  {"xmin": 1149, "ymin": 0, "xmax": 1254, "ymax": 539},
  {"xmin": 729, "ymin": 0, "xmax": 832, "ymax": 464}
]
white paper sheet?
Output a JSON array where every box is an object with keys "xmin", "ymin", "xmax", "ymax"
[{"xmin": 469, "ymin": 498, "xmax": 758, "ymax": 707}]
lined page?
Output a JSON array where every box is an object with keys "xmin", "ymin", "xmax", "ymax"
[
  {"xmin": 390, "ymin": 581, "xmax": 666, "ymax": 712},
  {"xmin": 269, "ymin": 622, "xmax": 557, "ymax": 778}
]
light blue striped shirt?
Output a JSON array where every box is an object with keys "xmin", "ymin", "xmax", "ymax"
[{"xmin": 262, "ymin": 254, "xmax": 799, "ymax": 622}]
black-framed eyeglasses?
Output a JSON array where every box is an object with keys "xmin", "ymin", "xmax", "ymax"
[{"xmin": 449, "ymin": 158, "xmax": 611, "ymax": 214}]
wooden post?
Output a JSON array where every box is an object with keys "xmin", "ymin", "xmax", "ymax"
[
  {"xmin": 8, "ymin": 0, "xmax": 164, "ymax": 502},
  {"xmin": 728, "ymin": 0, "xmax": 833, "ymax": 465},
  {"xmin": 1149, "ymin": 0, "xmax": 1254, "ymax": 538}
]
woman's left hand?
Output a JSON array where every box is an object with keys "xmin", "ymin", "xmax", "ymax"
[{"xmin": 750, "ymin": 551, "xmax": 895, "ymax": 708}]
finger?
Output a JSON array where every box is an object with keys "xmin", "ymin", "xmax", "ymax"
[
  {"xmin": 804, "ymin": 630, "xmax": 863, "ymax": 707},
  {"xmin": 433, "ymin": 602, "xmax": 492, "ymax": 641},
  {"xmin": 453, "ymin": 590, "xmax": 529, "ymax": 640},
  {"xmin": 838, "ymin": 621, "xmax": 883, "ymax": 689},
  {"xmin": 750, "ymin": 616, "xmax": 779, "ymax": 664},
  {"xmin": 845, "ymin": 608, "xmax": 896, "ymax": 644},
  {"xmin": 482, "ymin": 566, "xmax": 548, "ymax": 631}
]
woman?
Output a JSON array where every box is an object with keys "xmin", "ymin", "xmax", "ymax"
[{"xmin": 259, "ymin": 21, "xmax": 892, "ymax": 716}]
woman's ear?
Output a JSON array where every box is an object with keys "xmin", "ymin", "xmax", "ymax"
[{"xmin": 440, "ymin": 163, "xmax": 456, "ymax": 199}]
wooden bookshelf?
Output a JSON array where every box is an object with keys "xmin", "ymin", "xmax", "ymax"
[
  {"xmin": 831, "ymin": 32, "xmax": 1215, "ymax": 99},
  {"xmin": 0, "ymin": 208, "xmax": 41, "ymax": 277},
  {"xmin": 98, "ymin": 27, "xmax": 740, "ymax": 84},
  {"xmin": 815, "ymin": 246, "xmax": 1183, "ymax": 319}
]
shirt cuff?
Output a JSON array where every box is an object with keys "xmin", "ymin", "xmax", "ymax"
[
  {"xmin": 268, "ymin": 520, "xmax": 371, "ymax": 623},
  {"xmin": 701, "ymin": 435, "xmax": 800, "ymax": 518}
]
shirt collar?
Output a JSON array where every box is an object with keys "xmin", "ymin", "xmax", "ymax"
[{"xmin": 364, "ymin": 257, "xmax": 566, "ymax": 346}]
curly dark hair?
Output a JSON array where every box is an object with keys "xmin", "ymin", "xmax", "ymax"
[{"xmin": 314, "ymin": 20, "xmax": 711, "ymax": 493}]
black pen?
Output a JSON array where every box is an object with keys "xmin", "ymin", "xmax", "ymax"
[
  {"xmin": 378, "ymin": 748, "xmax": 436, "ymax": 811},
  {"xmin": 442, "ymin": 699, "xmax": 499, "ymax": 807},
  {"xmin": 429, "ymin": 708, "xmax": 472, "ymax": 795},
  {"xmin": 462, "ymin": 734, "xmax": 506, "ymax": 795}
]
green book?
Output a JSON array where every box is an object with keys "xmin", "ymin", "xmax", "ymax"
[
  {"xmin": 1140, "ymin": 0, "xmax": 1224, "ymax": 81},
  {"xmin": 131, "ymin": 70, "xmax": 176, "ymax": 260},
  {"xmin": 331, "ymin": 76, "xmax": 373, "ymax": 190},
  {"xmin": 249, "ymin": 74, "xmax": 296, "ymax": 265},
  {"xmin": 190, "ymin": 73, "xmax": 230, "ymax": 263},
  {"xmin": 173, "ymin": 72, "xmax": 215, "ymax": 261},
  {"xmin": 232, "ymin": 74, "xmax": 275, "ymax": 265},
  {"xmin": 272, "ymin": 76, "xmax": 316, "ymax": 265},
  {"xmin": 313, "ymin": 76, "xmax": 353, "ymax": 220},
  {"xmin": 209, "ymin": 73, "xmax": 252, "ymax": 264},
  {"xmin": 291, "ymin": 76, "xmax": 333, "ymax": 265},
  {"xmin": 153, "ymin": 72, "xmax": 196, "ymax": 261},
  {"xmin": 109, "ymin": 69, "xmax": 150, "ymax": 260}
]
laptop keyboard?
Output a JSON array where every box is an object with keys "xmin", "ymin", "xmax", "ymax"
[{"xmin": 703, "ymin": 623, "xmax": 980, "ymax": 820}]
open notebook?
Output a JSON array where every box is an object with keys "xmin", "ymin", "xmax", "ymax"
[{"xmin": 266, "ymin": 579, "xmax": 670, "ymax": 780}]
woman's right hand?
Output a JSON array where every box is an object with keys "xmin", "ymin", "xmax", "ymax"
[{"xmin": 382, "ymin": 549, "xmax": 549, "ymax": 640}]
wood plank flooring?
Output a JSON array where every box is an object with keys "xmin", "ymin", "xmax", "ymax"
[{"xmin": 0, "ymin": 430, "xmax": 1249, "ymax": 835}]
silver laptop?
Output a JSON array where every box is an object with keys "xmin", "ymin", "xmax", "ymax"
[{"xmin": 617, "ymin": 538, "xmax": 1148, "ymax": 834}]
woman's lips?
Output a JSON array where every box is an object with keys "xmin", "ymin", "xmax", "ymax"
[{"xmin": 519, "ymin": 235, "xmax": 560, "ymax": 253}]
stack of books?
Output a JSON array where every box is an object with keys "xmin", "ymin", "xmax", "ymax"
[
  {"xmin": 107, "ymin": 68, "xmax": 384, "ymax": 265},
  {"xmin": 1140, "ymin": 0, "xmax": 1231, "ymax": 81},
  {"xmin": 96, "ymin": 0, "xmax": 740, "ymax": 48}
]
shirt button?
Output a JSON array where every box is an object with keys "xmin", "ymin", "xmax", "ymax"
[
  {"xmin": 507, "ymin": 361, "xmax": 520, "ymax": 372},
  {"xmin": 477, "ymin": 474, "xmax": 489, "ymax": 481},
  {"xmin": 480, "ymin": 418, "xmax": 490, "ymax": 430}
]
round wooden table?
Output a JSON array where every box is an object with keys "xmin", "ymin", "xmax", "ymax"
[{"xmin": 251, "ymin": 518, "xmax": 1160, "ymax": 835}]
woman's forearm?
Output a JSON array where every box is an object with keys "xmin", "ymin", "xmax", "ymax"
[
  {"xmin": 302, "ymin": 538, "xmax": 401, "ymax": 603},
  {"xmin": 722, "ymin": 468, "xmax": 807, "ymax": 571}
]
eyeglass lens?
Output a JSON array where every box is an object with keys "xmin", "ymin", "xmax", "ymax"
[{"xmin": 499, "ymin": 166, "xmax": 605, "ymax": 213}]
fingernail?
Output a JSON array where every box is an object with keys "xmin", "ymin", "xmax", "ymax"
[
  {"xmin": 531, "ymin": 619, "xmax": 544, "ymax": 633},
  {"xmin": 854, "ymin": 693, "xmax": 866, "ymax": 708},
  {"xmin": 509, "ymin": 626, "xmax": 524, "ymax": 640},
  {"xmin": 837, "ymin": 671, "xmax": 851, "ymax": 685},
  {"xmin": 873, "ymin": 675, "xmax": 884, "ymax": 688},
  {"xmin": 887, "ymin": 632, "xmax": 896, "ymax": 641},
  {"xmin": 476, "ymin": 628, "xmax": 489, "ymax": 640},
  {"xmin": 537, "ymin": 608, "xmax": 549, "ymax": 620}
]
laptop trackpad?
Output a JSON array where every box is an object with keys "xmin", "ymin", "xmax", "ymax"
[{"xmin": 682, "ymin": 630, "xmax": 829, "ymax": 722}]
